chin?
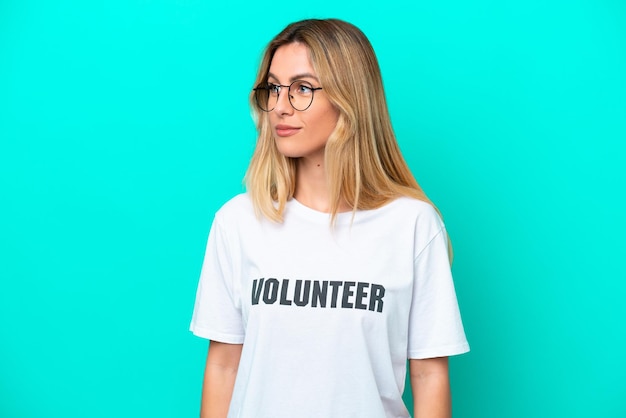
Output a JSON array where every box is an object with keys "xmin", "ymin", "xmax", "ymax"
[
  {"xmin": 274, "ymin": 139, "xmax": 326, "ymax": 161},
  {"xmin": 274, "ymin": 139, "xmax": 303, "ymax": 159},
  {"xmin": 276, "ymin": 149, "xmax": 305, "ymax": 159}
]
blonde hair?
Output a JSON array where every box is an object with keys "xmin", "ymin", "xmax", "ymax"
[{"xmin": 245, "ymin": 19, "xmax": 446, "ymax": 240}]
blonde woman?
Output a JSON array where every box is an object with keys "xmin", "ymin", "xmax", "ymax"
[{"xmin": 190, "ymin": 18, "xmax": 469, "ymax": 418}]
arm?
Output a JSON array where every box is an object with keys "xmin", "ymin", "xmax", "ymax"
[
  {"xmin": 410, "ymin": 357, "xmax": 451, "ymax": 418},
  {"xmin": 200, "ymin": 341, "xmax": 243, "ymax": 418}
]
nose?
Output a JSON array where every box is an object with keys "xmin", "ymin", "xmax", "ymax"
[{"xmin": 273, "ymin": 87, "xmax": 294, "ymax": 116}]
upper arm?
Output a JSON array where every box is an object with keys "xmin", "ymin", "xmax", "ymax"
[
  {"xmin": 200, "ymin": 341, "xmax": 243, "ymax": 418},
  {"xmin": 190, "ymin": 218, "xmax": 245, "ymax": 343},
  {"xmin": 409, "ymin": 357, "xmax": 449, "ymax": 381},
  {"xmin": 409, "ymin": 357, "xmax": 451, "ymax": 418},
  {"xmin": 205, "ymin": 340, "xmax": 243, "ymax": 372}
]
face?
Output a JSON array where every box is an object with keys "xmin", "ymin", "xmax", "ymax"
[{"xmin": 267, "ymin": 43, "xmax": 339, "ymax": 162}]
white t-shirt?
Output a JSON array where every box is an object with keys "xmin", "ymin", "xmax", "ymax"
[{"xmin": 190, "ymin": 194, "xmax": 469, "ymax": 418}]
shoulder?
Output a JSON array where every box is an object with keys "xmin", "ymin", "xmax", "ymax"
[
  {"xmin": 217, "ymin": 193, "xmax": 253, "ymax": 213},
  {"xmin": 385, "ymin": 197, "xmax": 445, "ymax": 229},
  {"xmin": 213, "ymin": 193, "xmax": 256, "ymax": 224},
  {"xmin": 383, "ymin": 197, "xmax": 447, "ymax": 253}
]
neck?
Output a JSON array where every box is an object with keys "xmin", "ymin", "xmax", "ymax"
[{"xmin": 294, "ymin": 157, "xmax": 350, "ymax": 213}]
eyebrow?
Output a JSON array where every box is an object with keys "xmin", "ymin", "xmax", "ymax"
[{"xmin": 267, "ymin": 72, "xmax": 320, "ymax": 83}]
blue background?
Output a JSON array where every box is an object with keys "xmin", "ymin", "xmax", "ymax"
[{"xmin": 1, "ymin": 1, "xmax": 625, "ymax": 416}]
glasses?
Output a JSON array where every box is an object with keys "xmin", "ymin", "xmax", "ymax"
[{"xmin": 253, "ymin": 80, "xmax": 323, "ymax": 112}]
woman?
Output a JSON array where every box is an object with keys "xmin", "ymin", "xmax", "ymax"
[{"xmin": 190, "ymin": 18, "xmax": 469, "ymax": 418}]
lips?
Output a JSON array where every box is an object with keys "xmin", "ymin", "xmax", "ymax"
[{"xmin": 274, "ymin": 124, "xmax": 301, "ymax": 137}]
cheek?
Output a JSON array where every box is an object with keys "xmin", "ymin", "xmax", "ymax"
[
  {"xmin": 319, "ymin": 110, "xmax": 339, "ymax": 135},
  {"xmin": 267, "ymin": 112, "xmax": 279, "ymax": 125}
]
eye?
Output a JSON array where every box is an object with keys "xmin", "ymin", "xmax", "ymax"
[
  {"xmin": 267, "ymin": 82, "xmax": 281, "ymax": 95},
  {"xmin": 293, "ymin": 81, "xmax": 313, "ymax": 95}
]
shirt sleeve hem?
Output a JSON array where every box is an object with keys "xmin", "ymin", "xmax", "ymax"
[
  {"xmin": 407, "ymin": 342, "xmax": 470, "ymax": 359},
  {"xmin": 189, "ymin": 324, "xmax": 245, "ymax": 344}
]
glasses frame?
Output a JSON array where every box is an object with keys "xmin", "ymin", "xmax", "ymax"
[{"xmin": 253, "ymin": 80, "xmax": 323, "ymax": 112}]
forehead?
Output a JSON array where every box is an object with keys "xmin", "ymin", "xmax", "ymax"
[{"xmin": 268, "ymin": 43, "xmax": 318, "ymax": 82}]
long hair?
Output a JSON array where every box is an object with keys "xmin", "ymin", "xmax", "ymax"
[{"xmin": 245, "ymin": 19, "xmax": 445, "ymax": 233}]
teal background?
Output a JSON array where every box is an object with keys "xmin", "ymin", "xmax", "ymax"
[{"xmin": 1, "ymin": 0, "xmax": 625, "ymax": 417}]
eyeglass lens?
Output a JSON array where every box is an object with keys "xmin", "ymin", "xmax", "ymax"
[{"xmin": 255, "ymin": 80, "xmax": 316, "ymax": 112}]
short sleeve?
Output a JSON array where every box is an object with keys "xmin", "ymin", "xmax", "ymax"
[
  {"xmin": 407, "ymin": 227, "xmax": 469, "ymax": 359},
  {"xmin": 190, "ymin": 216, "xmax": 245, "ymax": 343}
]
